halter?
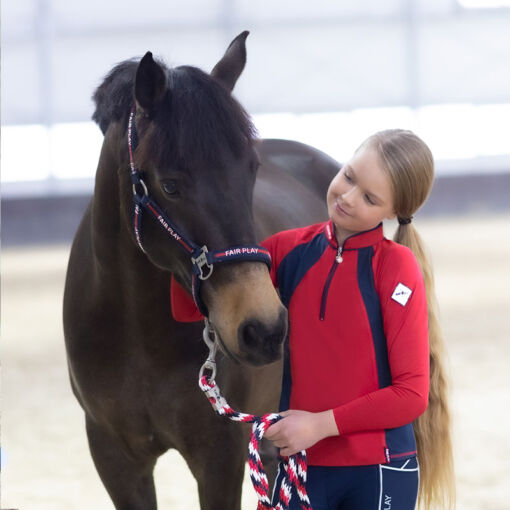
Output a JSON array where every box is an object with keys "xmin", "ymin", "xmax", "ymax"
[{"xmin": 127, "ymin": 107, "xmax": 271, "ymax": 317}]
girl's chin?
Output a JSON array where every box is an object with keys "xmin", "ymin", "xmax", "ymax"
[
  {"xmin": 330, "ymin": 218, "xmax": 353, "ymax": 234},
  {"xmin": 331, "ymin": 211, "xmax": 352, "ymax": 227}
]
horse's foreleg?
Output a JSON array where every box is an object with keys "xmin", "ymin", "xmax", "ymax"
[
  {"xmin": 182, "ymin": 420, "xmax": 248, "ymax": 510},
  {"xmin": 85, "ymin": 416, "xmax": 158, "ymax": 510}
]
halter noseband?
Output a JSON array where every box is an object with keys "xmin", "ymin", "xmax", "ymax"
[{"xmin": 127, "ymin": 107, "xmax": 271, "ymax": 317}]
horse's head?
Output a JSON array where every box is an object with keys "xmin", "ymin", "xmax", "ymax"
[{"xmin": 97, "ymin": 32, "xmax": 286, "ymax": 365}]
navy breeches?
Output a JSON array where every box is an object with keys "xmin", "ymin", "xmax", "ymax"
[{"xmin": 272, "ymin": 456, "xmax": 419, "ymax": 510}]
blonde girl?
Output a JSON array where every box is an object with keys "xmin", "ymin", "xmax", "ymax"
[{"xmin": 265, "ymin": 129, "xmax": 455, "ymax": 509}]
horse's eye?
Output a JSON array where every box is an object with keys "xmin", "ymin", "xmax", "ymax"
[{"xmin": 161, "ymin": 180, "xmax": 179, "ymax": 196}]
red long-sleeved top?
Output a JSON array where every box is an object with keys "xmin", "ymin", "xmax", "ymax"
[{"xmin": 171, "ymin": 221, "xmax": 429, "ymax": 466}]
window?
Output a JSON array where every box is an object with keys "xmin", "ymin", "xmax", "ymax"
[{"xmin": 459, "ymin": 0, "xmax": 510, "ymax": 8}]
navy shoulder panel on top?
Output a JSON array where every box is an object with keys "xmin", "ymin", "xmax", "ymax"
[
  {"xmin": 358, "ymin": 246, "xmax": 418, "ymax": 461},
  {"xmin": 357, "ymin": 246, "xmax": 391, "ymax": 388},
  {"xmin": 276, "ymin": 231, "xmax": 329, "ymax": 308}
]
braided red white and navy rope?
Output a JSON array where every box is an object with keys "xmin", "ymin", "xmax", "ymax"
[{"xmin": 199, "ymin": 375, "xmax": 312, "ymax": 510}]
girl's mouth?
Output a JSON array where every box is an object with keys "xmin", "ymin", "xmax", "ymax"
[{"xmin": 335, "ymin": 201, "xmax": 350, "ymax": 216}]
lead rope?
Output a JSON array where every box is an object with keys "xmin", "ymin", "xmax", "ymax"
[{"xmin": 198, "ymin": 320, "xmax": 312, "ymax": 510}]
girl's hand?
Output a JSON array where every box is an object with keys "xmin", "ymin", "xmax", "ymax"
[{"xmin": 265, "ymin": 409, "xmax": 339, "ymax": 457}]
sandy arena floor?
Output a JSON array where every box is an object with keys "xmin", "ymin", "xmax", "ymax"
[{"xmin": 1, "ymin": 214, "xmax": 510, "ymax": 510}]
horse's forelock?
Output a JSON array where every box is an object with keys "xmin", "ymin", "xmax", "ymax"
[{"xmin": 136, "ymin": 66, "xmax": 258, "ymax": 172}]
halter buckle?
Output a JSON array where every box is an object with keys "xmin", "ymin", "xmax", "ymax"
[{"xmin": 192, "ymin": 245, "xmax": 214, "ymax": 280}]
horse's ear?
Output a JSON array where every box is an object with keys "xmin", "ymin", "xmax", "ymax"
[
  {"xmin": 211, "ymin": 31, "xmax": 249, "ymax": 92},
  {"xmin": 135, "ymin": 52, "xmax": 167, "ymax": 113}
]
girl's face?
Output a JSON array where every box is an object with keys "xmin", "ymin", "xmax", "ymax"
[{"xmin": 327, "ymin": 146, "xmax": 395, "ymax": 242}]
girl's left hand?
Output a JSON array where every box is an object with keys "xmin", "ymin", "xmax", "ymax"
[{"xmin": 265, "ymin": 409, "xmax": 338, "ymax": 457}]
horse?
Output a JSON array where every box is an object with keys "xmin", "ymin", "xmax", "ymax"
[{"xmin": 63, "ymin": 31, "xmax": 340, "ymax": 510}]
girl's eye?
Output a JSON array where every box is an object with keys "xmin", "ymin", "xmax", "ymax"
[
  {"xmin": 365, "ymin": 194, "xmax": 375, "ymax": 205},
  {"xmin": 344, "ymin": 173, "xmax": 353, "ymax": 182},
  {"xmin": 161, "ymin": 180, "xmax": 179, "ymax": 196}
]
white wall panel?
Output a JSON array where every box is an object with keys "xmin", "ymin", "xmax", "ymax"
[
  {"xmin": 1, "ymin": 0, "xmax": 35, "ymax": 39},
  {"xmin": 236, "ymin": 0, "xmax": 402, "ymax": 21},
  {"xmin": 1, "ymin": 42, "xmax": 42, "ymax": 123},
  {"xmin": 2, "ymin": 0, "xmax": 510, "ymax": 125},
  {"xmin": 51, "ymin": 0, "xmax": 224, "ymax": 31},
  {"xmin": 417, "ymin": 0, "xmax": 459, "ymax": 16},
  {"xmin": 50, "ymin": 28, "xmax": 226, "ymax": 122},
  {"xmin": 236, "ymin": 24, "xmax": 408, "ymax": 112},
  {"xmin": 419, "ymin": 16, "xmax": 510, "ymax": 104}
]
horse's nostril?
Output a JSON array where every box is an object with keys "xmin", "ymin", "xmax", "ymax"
[
  {"xmin": 242, "ymin": 323, "xmax": 260, "ymax": 349},
  {"xmin": 240, "ymin": 316, "xmax": 286, "ymax": 355}
]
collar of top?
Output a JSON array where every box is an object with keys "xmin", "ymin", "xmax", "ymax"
[{"xmin": 324, "ymin": 220, "xmax": 383, "ymax": 250}]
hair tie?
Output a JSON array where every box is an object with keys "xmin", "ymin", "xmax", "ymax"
[{"xmin": 398, "ymin": 216, "xmax": 413, "ymax": 225}]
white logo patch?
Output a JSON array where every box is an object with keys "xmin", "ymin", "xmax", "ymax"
[{"xmin": 391, "ymin": 283, "xmax": 412, "ymax": 306}]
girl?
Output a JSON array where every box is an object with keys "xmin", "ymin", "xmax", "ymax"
[
  {"xmin": 262, "ymin": 129, "xmax": 455, "ymax": 509},
  {"xmin": 173, "ymin": 129, "xmax": 455, "ymax": 509}
]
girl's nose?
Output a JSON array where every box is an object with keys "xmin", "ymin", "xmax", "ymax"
[{"xmin": 341, "ymin": 186, "xmax": 356, "ymax": 205}]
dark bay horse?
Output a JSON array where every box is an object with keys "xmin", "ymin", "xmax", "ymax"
[{"xmin": 63, "ymin": 31, "xmax": 340, "ymax": 509}]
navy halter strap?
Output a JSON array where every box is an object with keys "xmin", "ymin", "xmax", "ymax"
[{"xmin": 127, "ymin": 107, "xmax": 272, "ymax": 317}]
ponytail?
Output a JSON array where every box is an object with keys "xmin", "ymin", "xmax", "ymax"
[
  {"xmin": 361, "ymin": 129, "xmax": 456, "ymax": 507},
  {"xmin": 394, "ymin": 222, "xmax": 456, "ymax": 509}
]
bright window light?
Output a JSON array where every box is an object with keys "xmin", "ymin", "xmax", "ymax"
[
  {"xmin": 1, "ymin": 125, "xmax": 52, "ymax": 182},
  {"xmin": 1, "ymin": 122, "xmax": 103, "ymax": 183},
  {"xmin": 255, "ymin": 103, "xmax": 510, "ymax": 174},
  {"xmin": 459, "ymin": 0, "xmax": 510, "ymax": 8},
  {"xmin": 2, "ymin": 103, "xmax": 510, "ymax": 187}
]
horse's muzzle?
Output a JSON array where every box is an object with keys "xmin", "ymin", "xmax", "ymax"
[{"xmin": 237, "ymin": 307, "xmax": 288, "ymax": 365}]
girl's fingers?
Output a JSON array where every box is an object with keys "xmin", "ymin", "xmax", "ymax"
[
  {"xmin": 279, "ymin": 447, "xmax": 297, "ymax": 457},
  {"xmin": 265, "ymin": 422, "xmax": 282, "ymax": 440}
]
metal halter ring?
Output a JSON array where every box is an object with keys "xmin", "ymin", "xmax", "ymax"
[{"xmin": 132, "ymin": 179, "xmax": 148, "ymax": 197}]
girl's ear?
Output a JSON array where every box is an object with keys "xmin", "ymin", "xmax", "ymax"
[{"xmin": 386, "ymin": 210, "xmax": 397, "ymax": 220}]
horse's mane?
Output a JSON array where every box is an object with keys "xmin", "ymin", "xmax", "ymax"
[{"xmin": 92, "ymin": 57, "xmax": 258, "ymax": 170}]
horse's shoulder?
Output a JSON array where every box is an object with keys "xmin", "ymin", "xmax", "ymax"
[
  {"xmin": 257, "ymin": 139, "xmax": 340, "ymax": 171},
  {"xmin": 257, "ymin": 138, "xmax": 340, "ymax": 192}
]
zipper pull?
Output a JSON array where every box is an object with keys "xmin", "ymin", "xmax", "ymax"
[{"xmin": 336, "ymin": 246, "xmax": 343, "ymax": 263}]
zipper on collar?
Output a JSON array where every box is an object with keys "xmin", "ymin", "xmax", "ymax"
[
  {"xmin": 320, "ymin": 246, "xmax": 343, "ymax": 321},
  {"xmin": 335, "ymin": 246, "xmax": 343, "ymax": 263}
]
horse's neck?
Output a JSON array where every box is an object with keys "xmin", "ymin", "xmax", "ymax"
[{"xmin": 92, "ymin": 132, "xmax": 121, "ymax": 229}]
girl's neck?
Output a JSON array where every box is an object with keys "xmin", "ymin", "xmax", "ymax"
[
  {"xmin": 333, "ymin": 224, "xmax": 358, "ymax": 247},
  {"xmin": 332, "ymin": 221, "xmax": 382, "ymax": 247}
]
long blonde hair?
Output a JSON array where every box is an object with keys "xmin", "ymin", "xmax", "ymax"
[{"xmin": 361, "ymin": 129, "xmax": 456, "ymax": 509}]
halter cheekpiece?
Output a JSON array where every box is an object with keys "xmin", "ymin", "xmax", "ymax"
[{"xmin": 127, "ymin": 106, "xmax": 272, "ymax": 317}]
